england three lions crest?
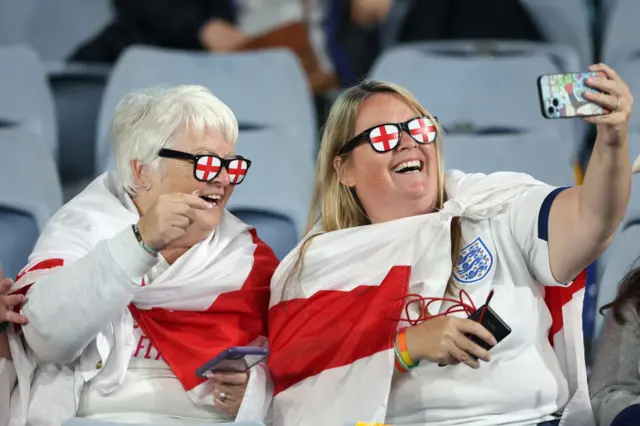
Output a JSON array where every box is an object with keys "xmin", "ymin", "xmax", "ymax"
[{"xmin": 453, "ymin": 237, "xmax": 494, "ymax": 284}]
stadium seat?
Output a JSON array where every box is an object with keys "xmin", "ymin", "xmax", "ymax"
[
  {"xmin": 617, "ymin": 60, "xmax": 640, "ymax": 134},
  {"xmin": 97, "ymin": 46, "xmax": 316, "ymax": 172},
  {"xmin": 49, "ymin": 62, "xmax": 111, "ymax": 183},
  {"xmin": 97, "ymin": 47, "xmax": 315, "ymax": 239},
  {"xmin": 0, "ymin": 0, "xmax": 36, "ymax": 47},
  {"xmin": 443, "ymin": 132, "xmax": 575, "ymax": 187},
  {"xmin": 224, "ymin": 127, "xmax": 313, "ymax": 241},
  {"xmin": 378, "ymin": 0, "xmax": 593, "ymax": 67},
  {"xmin": 602, "ymin": 0, "xmax": 640, "ymax": 67},
  {"xmin": 0, "ymin": 45, "xmax": 57, "ymax": 155},
  {"xmin": 396, "ymin": 40, "xmax": 582, "ymax": 73},
  {"xmin": 0, "ymin": 208, "xmax": 38, "ymax": 280},
  {"xmin": 0, "ymin": 0, "xmax": 113, "ymax": 62},
  {"xmin": 519, "ymin": 0, "xmax": 594, "ymax": 66},
  {"xmin": 32, "ymin": 0, "xmax": 113, "ymax": 182},
  {"xmin": 0, "ymin": 128, "xmax": 63, "ymax": 278},
  {"xmin": 369, "ymin": 47, "xmax": 577, "ymax": 156},
  {"xmin": 0, "ymin": 0, "xmax": 114, "ymax": 183},
  {"xmin": 232, "ymin": 210, "xmax": 298, "ymax": 260}
]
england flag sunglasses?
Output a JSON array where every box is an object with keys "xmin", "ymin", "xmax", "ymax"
[
  {"xmin": 158, "ymin": 148, "xmax": 251, "ymax": 185},
  {"xmin": 337, "ymin": 116, "xmax": 438, "ymax": 156}
]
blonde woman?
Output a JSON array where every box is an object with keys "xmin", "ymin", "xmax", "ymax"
[{"xmin": 268, "ymin": 66, "xmax": 633, "ymax": 426}]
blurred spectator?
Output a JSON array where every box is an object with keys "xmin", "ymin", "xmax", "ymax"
[
  {"xmin": 70, "ymin": 0, "xmax": 378, "ymax": 94},
  {"xmin": 332, "ymin": 0, "xmax": 545, "ymax": 86},
  {"xmin": 69, "ymin": 0, "xmax": 237, "ymax": 62}
]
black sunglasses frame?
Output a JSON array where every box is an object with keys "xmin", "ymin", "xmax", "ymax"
[
  {"xmin": 158, "ymin": 148, "xmax": 252, "ymax": 185},
  {"xmin": 337, "ymin": 116, "xmax": 439, "ymax": 156}
]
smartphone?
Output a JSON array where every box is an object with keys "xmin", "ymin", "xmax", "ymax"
[
  {"xmin": 466, "ymin": 304, "xmax": 511, "ymax": 352},
  {"xmin": 195, "ymin": 346, "xmax": 268, "ymax": 377},
  {"xmin": 537, "ymin": 71, "xmax": 607, "ymax": 119}
]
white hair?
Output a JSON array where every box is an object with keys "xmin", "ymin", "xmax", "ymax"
[{"xmin": 112, "ymin": 85, "xmax": 239, "ymax": 195}]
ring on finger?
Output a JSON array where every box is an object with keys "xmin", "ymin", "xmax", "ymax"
[
  {"xmin": 219, "ymin": 391, "xmax": 228, "ymax": 403},
  {"xmin": 613, "ymin": 96, "xmax": 621, "ymax": 111}
]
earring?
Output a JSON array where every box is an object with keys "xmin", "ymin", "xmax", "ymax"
[{"xmin": 141, "ymin": 183, "xmax": 149, "ymax": 190}]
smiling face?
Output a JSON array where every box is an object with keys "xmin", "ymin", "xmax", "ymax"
[
  {"xmin": 135, "ymin": 126, "xmax": 235, "ymax": 234},
  {"xmin": 335, "ymin": 93, "xmax": 439, "ymax": 224}
]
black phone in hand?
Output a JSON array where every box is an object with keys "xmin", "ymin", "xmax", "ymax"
[{"xmin": 466, "ymin": 304, "xmax": 511, "ymax": 352}]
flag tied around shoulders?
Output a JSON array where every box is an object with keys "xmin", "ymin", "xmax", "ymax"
[
  {"xmin": 10, "ymin": 172, "xmax": 279, "ymax": 395},
  {"xmin": 268, "ymin": 170, "xmax": 593, "ymax": 426}
]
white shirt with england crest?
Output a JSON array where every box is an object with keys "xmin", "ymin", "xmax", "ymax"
[{"xmin": 385, "ymin": 183, "xmax": 571, "ymax": 426}]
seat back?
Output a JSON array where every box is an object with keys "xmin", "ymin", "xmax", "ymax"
[
  {"xmin": 232, "ymin": 210, "xmax": 298, "ymax": 260},
  {"xmin": 401, "ymin": 39, "xmax": 582, "ymax": 72},
  {"xmin": 97, "ymin": 46, "xmax": 316, "ymax": 173},
  {"xmin": 0, "ymin": 0, "xmax": 37, "ymax": 46},
  {"xmin": 225, "ymin": 127, "xmax": 313, "ymax": 239},
  {"xmin": 617, "ymin": 60, "xmax": 640, "ymax": 133},
  {"xmin": 443, "ymin": 132, "xmax": 575, "ymax": 187},
  {"xmin": 0, "ymin": 45, "xmax": 57, "ymax": 154},
  {"xmin": 0, "ymin": 207, "xmax": 38, "ymax": 279},
  {"xmin": 519, "ymin": 0, "xmax": 594, "ymax": 65},
  {"xmin": 26, "ymin": 0, "xmax": 113, "ymax": 61},
  {"xmin": 0, "ymin": 127, "xmax": 63, "ymax": 231},
  {"xmin": 602, "ymin": 0, "xmax": 640, "ymax": 67}
]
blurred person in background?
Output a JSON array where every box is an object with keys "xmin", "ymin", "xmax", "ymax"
[
  {"xmin": 333, "ymin": 0, "xmax": 545, "ymax": 86},
  {"xmin": 69, "ymin": 0, "xmax": 389, "ymax": 93},
  {"xmin": 268, "ymin": 63, "xmax": 633, "ymax": 425},
  {"xmin": 0, "ymin": 85, "xmax": 279, "ymax": 426},
  {"xmin": 590, "ymin": 262, "xmax": 640, "ymax": 426}
]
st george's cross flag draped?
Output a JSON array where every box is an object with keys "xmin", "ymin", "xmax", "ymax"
[
  {"xmin": 268, "ymin": 171, "xmax": 594, "ymax": 426},
  {"xmin": 5, "ymin": 172, "xmax": 278, "ymax": 425}
]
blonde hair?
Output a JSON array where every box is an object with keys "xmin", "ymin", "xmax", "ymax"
[{"xmin": 289, "ymin": 80, "xmax": 461, "ymax": 294}]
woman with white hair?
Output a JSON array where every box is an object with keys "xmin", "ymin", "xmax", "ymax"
[{"xmin": 0, "ymin": 85, "xmax": 279, "ymax": 425}]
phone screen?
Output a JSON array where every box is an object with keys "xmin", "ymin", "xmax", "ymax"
[{"xmin": 537, "ymin": 71, "xmax": 607, "ymax": 119}]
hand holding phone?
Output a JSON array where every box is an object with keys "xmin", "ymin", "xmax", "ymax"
[
  {"xmin": 465, "ymin": 290, "xmax": 511, "ymax": 358},
  {"xmin": 538, "ymin": 71, "xmax": 607, "ymax": 119},
  {"xmin": 195, "ymin": 346, "xmax": 268, "ymax": 378}
]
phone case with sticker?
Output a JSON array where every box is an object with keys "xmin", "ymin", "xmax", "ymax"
[{"xmin": 537, "ymin": 71, "xmax": 607, "ymax": 119}]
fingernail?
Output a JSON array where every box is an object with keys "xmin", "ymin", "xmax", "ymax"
[
  {"xmin": 589, "ymin": 64, "xmax": 596, "ymax": 70},
  {"xmin": 192, "ymin": 190, "xmax": 200, "ymax": 196},
  {"xmin": 205, "ymin": 372, "xmax": 215, "ymax": 379}
]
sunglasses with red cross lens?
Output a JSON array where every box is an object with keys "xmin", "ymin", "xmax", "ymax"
[
  {"xmin": 336, "ymin": 116, "xmax": 438, "ymax": 156},
  {"xmin": 158, "ymin": 148, "xmax": 251, "ymax": 185}
]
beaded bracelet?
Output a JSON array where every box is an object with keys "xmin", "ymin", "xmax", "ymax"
[{"xmin": 132, "ymin": 224, "xmax": 159, "ymax": 256}]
